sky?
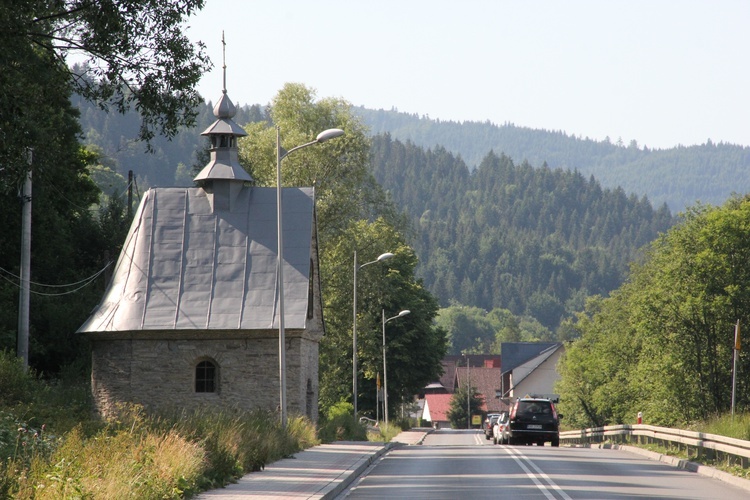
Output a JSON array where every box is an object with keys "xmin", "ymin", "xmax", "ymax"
[{"xmin": 185, "ymin": 0, "xmax": 750, "ymax": 150}]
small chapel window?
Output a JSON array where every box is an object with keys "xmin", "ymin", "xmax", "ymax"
[{"xmin": 195, "ymin": 360, "xmax": 218, "ymax": 393}]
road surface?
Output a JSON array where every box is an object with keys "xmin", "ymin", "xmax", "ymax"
[{"xmin": 340, "ymin": 429, "xmax": 749, "ymax": 499}]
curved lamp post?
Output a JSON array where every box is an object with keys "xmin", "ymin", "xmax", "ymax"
[
  {"xmin": 382, "ymin": 309, "xmax": 410, "ymax": 427},
  {"xmin": 277, "ymin": 127, "xmax": 344, "ymax": 428},
  {"xmin": 353, "ymin": 251, "xmax": 394, "ymax": 417}
]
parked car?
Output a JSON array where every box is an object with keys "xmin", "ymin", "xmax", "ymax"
[
  {"xmin": 492, "ymin": 411, "xmax": 509, "ymax": 444},
  {"xmin": 483, "ymin": 413, "xmax": 500, "ymax": 439},
  {"xmin": 507, "ymin": 397, "xmax": 562, "ymax": 446}
]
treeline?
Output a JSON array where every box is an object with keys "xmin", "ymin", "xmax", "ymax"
[
  {"xmin": 71, "ymin": 88, "xmax": 267, "ymax": 189},
  {"xmin": 355, "ymin": 106, "xmax": 750, "ymax": 212},
  {"xmin": 72, "ymin": 98, "xmax": 676, "ymax": 339},
  {"xmin": 557, "ymin": 196, "xmax": 750, "ymax": 426},
  {"xmin": 370, "ymin": 134, "xmax": 675, "ymax": 331},
  {"xmin": 78, "ymin": 101, "xmax": 750, "ymax": 217}
]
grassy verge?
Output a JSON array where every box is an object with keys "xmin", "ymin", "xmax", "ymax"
[
  {"xmin": 365, "ymin": 422, "xmax": 404, "ymax": 442},
  {"xmin": 623, "ymin": 441, "xmax": 750, "ymax": 480},
  {"xmin": 0, "ymin": 353, "xmax": 412, "ymax": 498},
  {"xmin": 593, "ymin": 413, "xmax": 750, "ymax": 481},
  {"xmin": 0, "ymin": 352, "xmax": 321, "ymax": 498}
]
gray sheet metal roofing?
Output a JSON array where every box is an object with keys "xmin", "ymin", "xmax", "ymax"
[{"xmin": 78, "ymin": 185, "xmax": 315, "ymax": 333}]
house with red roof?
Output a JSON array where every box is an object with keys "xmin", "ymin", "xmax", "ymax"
[{"xmin": 423, "ymin": 393, "xmax": 453, "ymax": 429}]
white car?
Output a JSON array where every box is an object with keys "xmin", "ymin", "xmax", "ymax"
[
  {"xmin": 484, "ymin": 413, "xmax": 500, "ymax": 439},
  {"xmin": 492, "ymin": 411, "xmax": 510, "ymax": 444}
]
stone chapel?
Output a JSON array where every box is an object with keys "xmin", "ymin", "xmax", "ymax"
[{"xmin": 78, "ymin": 74, "xmax": 324, "ymax": 421}]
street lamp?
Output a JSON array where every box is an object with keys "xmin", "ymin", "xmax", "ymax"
[
  {"xmin": 277, "ymin": 126, "xmax": 344, "ymax": 428},
  {"xmin": 382, "ymin": 309, "xmax": 410, "ymax": 428},
  {"xmin": 465, "ymin": 353, "xmax": 470, "ymax": 430},
  {"xmin": 353, "ymin": 251, "xmax": 394, "ymax": 417}
]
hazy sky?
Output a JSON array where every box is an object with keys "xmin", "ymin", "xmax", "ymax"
[{"xmin": 186, "ymin": 0, "xmax": 749, "ymax": 150}]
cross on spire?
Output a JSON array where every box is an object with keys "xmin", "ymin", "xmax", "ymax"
[{"xmin": 221, "ymin": 31, "xmax": 227, "ymax": 95}]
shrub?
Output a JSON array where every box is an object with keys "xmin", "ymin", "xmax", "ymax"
[
  {"xmin": 318, "ymin": 414, "xmax": 367, "ymax": 443},
  {"xmin": 0, "ymin": 351, "xmax": 38, "ymax": 406}
]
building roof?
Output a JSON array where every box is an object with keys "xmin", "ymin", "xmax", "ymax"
[
  {"xmin": 423, "ymin": 393, "xmax": 453, "ymax": 423},
  {"xmin": 78, "ymin": 185, "xmax": 315, "ymax": 333},
  {"xmin": 438, "ymin": 359, "xmax": 457, "ymax": 392},
  {"xmin": 456, "ymin": 366, "xmax": 505, "ymax": 413},
  {"xmin": 509, "ymin": 343, "xmax": 565, "ymax": 388},
  {"xmin": 501, "ymin": 342, "xmax": 561, "ymax": 375},
  {"xmin": 443, "ymin": 354, "xmax": 502, "ymax": 368}
]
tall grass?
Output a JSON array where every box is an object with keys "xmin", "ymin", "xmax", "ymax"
[
  {"xmin": 0, "ymin": 351, "xmax": 320, "ymax": 498},
  {"xmin": 694, "ymin": 413, "xmax": 750, "ymax": 440}
]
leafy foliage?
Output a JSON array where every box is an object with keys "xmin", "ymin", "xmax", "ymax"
[
  {"xmin": 238, "ymin": 84, "xmax": 447, "ymax": 419},
  {"xmin": 0, "ymin": 44, "xmax": 123, "ymax": 374},
  {"xmin": 5, "ymin": 1, "xmax": 210, "ymax": 147},
  {"xmin": 0, "ymin": 0, "xmax": 216, "ymax": 375},
  {"xmin": 557, "ymin": 196, "xmax": 750, "ymax": 427},
  {"xmin": 447, "ymin": 384, "xmax": 484, "ymax": 429},
  {"xmin": 436, "ymin": 305, "xmax": 552, "ymax": 354}
]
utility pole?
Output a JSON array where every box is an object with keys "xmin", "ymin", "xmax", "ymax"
[
  {"xmin": 17, "ymin": 149, "xmax": 32, "ymax": 369},
  {"xmin": 466, "ymin": 354, "xmax": 470, "ymax": 429},
  {"xmin": 127, "ymin": 170, "xmax": 133, "ymax": 219},
  {"xmin": 732, "ymin": 320, "xmax": 741, "ymax": 418}
]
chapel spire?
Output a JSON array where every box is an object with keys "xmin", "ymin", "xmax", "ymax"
[{"xmin": 194, "ymin": 32, "xmax": 252, "ymax": 183}]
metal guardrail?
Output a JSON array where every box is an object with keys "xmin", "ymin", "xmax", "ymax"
[{"xmin": 560, "ymin": 424, "xmax": 750, "ymax": 467}]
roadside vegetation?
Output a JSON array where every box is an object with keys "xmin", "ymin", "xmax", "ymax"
[
  {"xmin": 317, "ymin": 401, "xmax": 413, "ymax": 443},
  {"xmin": 557, "ymin": 196, "xmax": 750, "ymax": 429},
  {"xmin": 589, "ymin": 413, "xmax": 750, "ymax": 480},
  {"xmin": 0, "ymin": 352, "xmax": 324, "ymax": 498},
  {"xmin": 696, "ymin": 413, "xmax": 750, "ymax": 441},
  {"xmin": 0, "ymin": 351, "xmax": 417, "ymax": 499}
]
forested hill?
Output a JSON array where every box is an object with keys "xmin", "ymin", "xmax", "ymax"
[
  {"xmin": 74, "ymin": 99, "xmax": 676, "ymax": 330},
  {"xmin": 370, "ymin": 134, "xmax": 675, "ymax": 330},
  {"xmin": 72, "ymin": 94, "xmax": 266, "ymax": 189},
  {"xmin": 355, "ymin": 107, "xmax": 750, "ymax": 212},
  {"xmin": 74, "ymin": 97, "xmax": 750, "ymax": 216}
]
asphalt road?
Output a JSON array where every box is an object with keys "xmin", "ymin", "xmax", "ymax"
[{"xmin": 340, "ymin": 429, "xmax": 750, "ymax": 499}]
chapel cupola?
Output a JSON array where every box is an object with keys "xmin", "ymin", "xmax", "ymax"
[{"xmin": 193, "ymin": 33, "xmax": 252, "ymax": 184}]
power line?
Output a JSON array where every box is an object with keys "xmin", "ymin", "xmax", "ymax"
[{"xmin": 0, "ymin": 261, "xmax": 112, "ymax": 296}]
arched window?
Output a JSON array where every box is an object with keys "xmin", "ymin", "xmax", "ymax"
[{"xmin": 195, "ymin": 360, "xmax": 218, "ymax": 393}]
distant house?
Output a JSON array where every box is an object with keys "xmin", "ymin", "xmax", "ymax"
[
  {"xmin": 426, "ymin": 354, "xmax": 501, "ymax": 396},
  {"xmin": 423, "ymin": 393, "xmax": 453, "ymax": 429},
  {"xmin": 500, "ymin": 342, "xmax": 565, "ymax": 405},
  {"xmin": 455, "ymin": 366, "xmax": 507, "ymax": 415},
  {"xmin": 78, "ymin": 84, "xmax": 324, "ymax": 421}
]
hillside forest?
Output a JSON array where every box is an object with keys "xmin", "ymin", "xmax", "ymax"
[
  {"xmin": 57, "ymin": 92, "xmax": 681, "ymax": 351},
  {"xmin": 356, "ymin": 107, "xmax": 750, "ymax": 213},
  {"xmin": 68, "ymin": 95, "xmax": 680, "ymax": 347}
]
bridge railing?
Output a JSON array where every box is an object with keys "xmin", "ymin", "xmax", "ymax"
[{"xmin": 559, "ymin": 424, "xmax": 750, "ymax": 467}]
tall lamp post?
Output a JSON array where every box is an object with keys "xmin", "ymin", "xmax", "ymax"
[
  {"xmin": 382, "ymin": 309, "xmax": 410, "ymax": 427},
  {"xmin": 466, "ymin": 354, "xmax": 470, "ymax": 429},
  {"xmin": 277, "ymin": 127, "xmax": 344, "ymax": 428},
  {"xmin": 353, "ymin": 251, "xmax": 394, "ymax": 417}
]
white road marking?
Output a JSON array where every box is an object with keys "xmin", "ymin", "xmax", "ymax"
[{"xmin": 504, "ymin": 447, "xmax": 572, "ymax": 500}]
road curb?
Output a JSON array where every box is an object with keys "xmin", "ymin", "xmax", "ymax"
[{"xmin": 321, "ymin": 442, "xmax": 395, "ymax": 499}]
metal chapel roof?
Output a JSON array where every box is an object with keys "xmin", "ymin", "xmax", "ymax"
[{"xmin": 78, "ymin": 185, "xmax": 315, "ymax": 333}]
